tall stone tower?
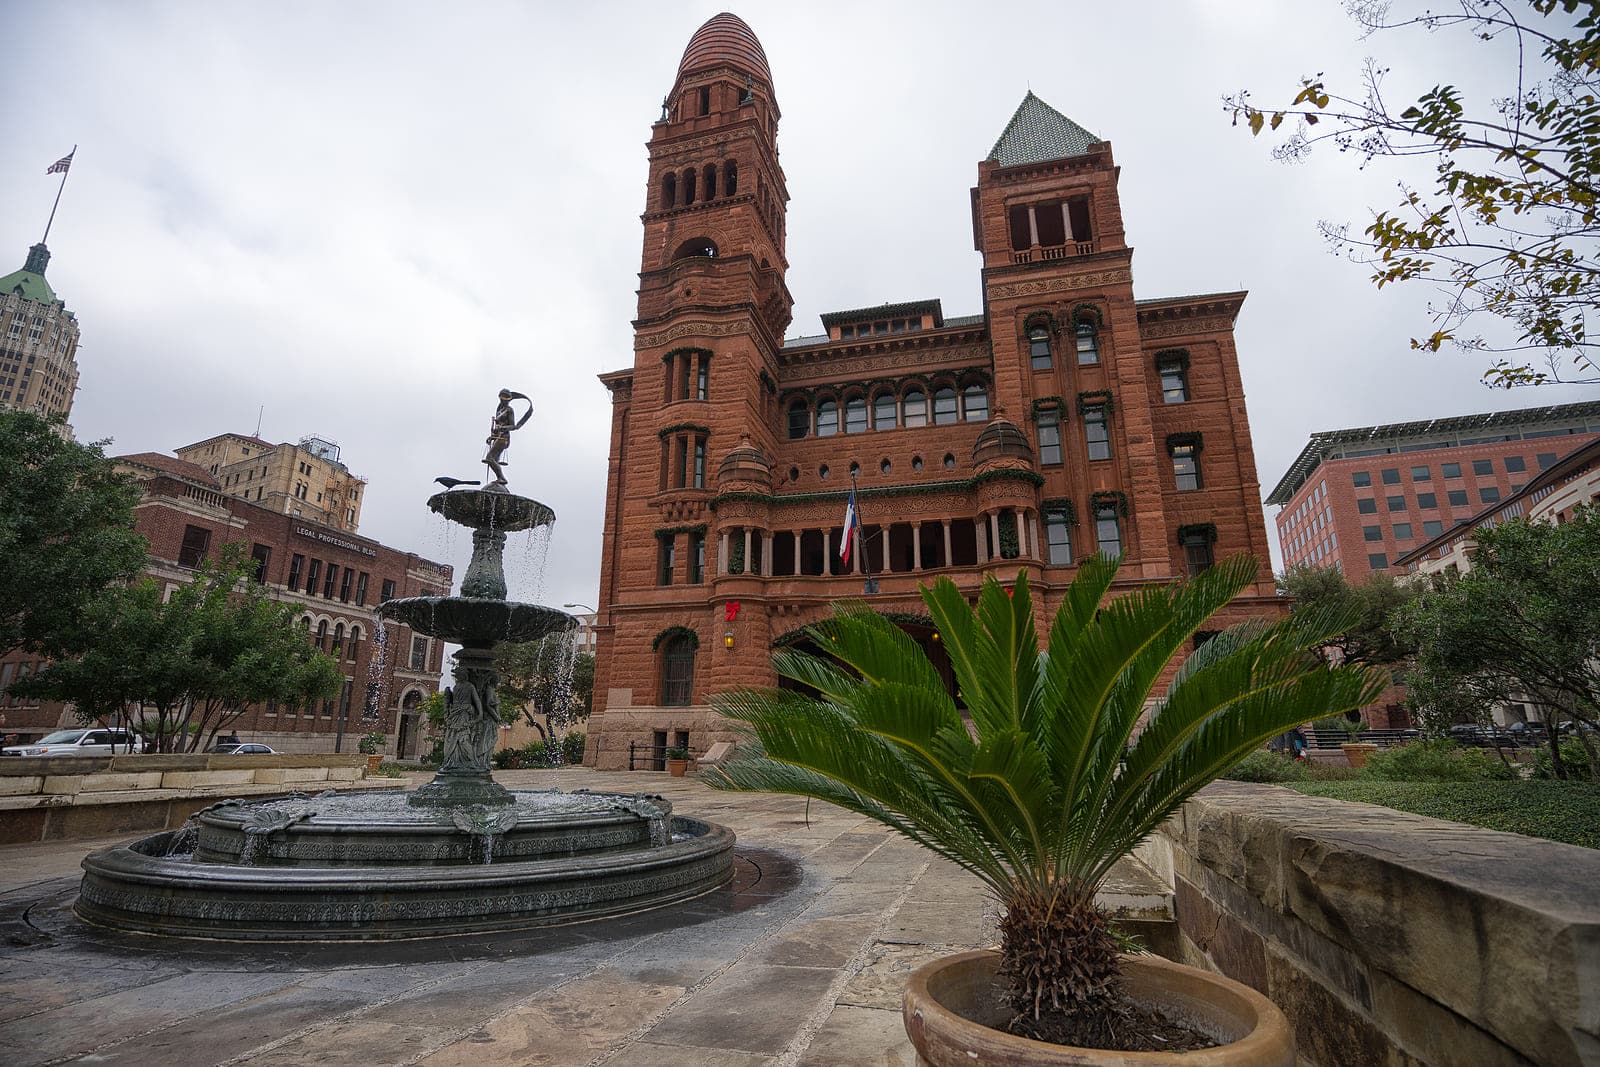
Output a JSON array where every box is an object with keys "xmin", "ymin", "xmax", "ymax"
[{"xmin": 0, "ymin": 243, "xmax": 81, "ymax": 428}]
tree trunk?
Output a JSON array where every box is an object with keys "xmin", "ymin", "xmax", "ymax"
[{"xmin": 997, "ymin": 886, "xmax": 1128, "ymax": 1046}]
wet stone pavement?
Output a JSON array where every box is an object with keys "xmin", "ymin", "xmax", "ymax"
[{"xmin": 0, "ymin": 767, "xmax": 1158, "ymax": 1066}]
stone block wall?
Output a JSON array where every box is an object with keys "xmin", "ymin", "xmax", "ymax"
[{"xmin": 1138, "ymin": 781, "xmax": 1600, "ymax": 1066}]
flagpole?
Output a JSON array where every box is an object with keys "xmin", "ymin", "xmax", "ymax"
[
  {"xmin": 42, "ymin": 145, "xmax": 76, "ymax": 245},
  {"xmin": 853, "ymin": 471, "xmax": 879, "ymax": 594}
]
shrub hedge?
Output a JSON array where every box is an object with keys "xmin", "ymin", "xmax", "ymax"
[{"xmin": 1287, "ymin": 780, "xmax": 1600, "ymax": 849}]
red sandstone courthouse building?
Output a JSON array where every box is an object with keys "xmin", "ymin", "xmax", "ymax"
[
  {"xmin": 586, "ymin": 14, "xmax": 1282, "ymax": 768},
  {"xmin": 0, "ymin": 444, "xmax": 450, "ymax": 755}
]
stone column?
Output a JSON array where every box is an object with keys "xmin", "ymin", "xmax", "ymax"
[
  {"xmin": 823, "ymin": 528, "xmax": 832, "ymax": 575},
  {"xmin": 719, "ymin": 531, "xmax": 729, "ymax": 575},
  {"xmin": 1014, "ymin": 509, "xmax": 1028, "ymax": 559},
  {"xmin": 989, "ymin": 512, "xmax": 1002, "ymax": 560},
  {"xmin": 913, "ymin": 522, "xmax": 923, "ymax": 570},
  {"xmin": 1062, "ymin": 202, "xmax": 1074, "ymax": 242},
  {"xmin": 743, "ymin": 528, "xmax": 753, "ymax": 576},
  {"xmin": 762, "ymin": 531, "xmax": 773, "ymax": 577},
  {"xmin": 793, "ymin": 531, "xmax": 802, "ymax": 575},
  {"xmin": 976, "ymin": 515, "xmax": 989, "ymax": 563},
  {"xmin": 1027, "ymin": 204, "xmax": 1039, "ymax": 247},
  {"xmin": 942, "ymin": 520, "xmax": 952, "ymax": 569},
  {"xmin": 1029, "ymin": 513, "xmax": 1042, "ymax": 561}
]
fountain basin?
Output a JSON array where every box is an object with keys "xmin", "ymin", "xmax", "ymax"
[
  {"xmin": 428, "ymin": 489, "xmax": 553, "ymax": 532},
  {"xmin": 78, "ymin": 811, "xmax": 735, "ymax": 940},
  {"xmin": 378, "ymin": 596, "xmax": 573, "ymax": 646}
]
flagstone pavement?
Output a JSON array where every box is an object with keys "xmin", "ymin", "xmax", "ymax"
[{"xmin": 0, "ymin": 768, "xmax": 1169, "ymax": 1066}]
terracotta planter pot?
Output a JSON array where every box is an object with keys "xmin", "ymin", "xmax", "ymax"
[
  {"xmin": 666, "ymin": 759, "xmax": 689, "ymax": 777},
  {"xmin": 365, "ymin": 754, "xmax": 382, "ymax": 774},
  {"xmin": 1341, "ymin": 742, "xmax": 1378, "ymax": 769},
  {"xmin": 904, "ymin": 950, "xmax": 1293, "ymax": 1066}
]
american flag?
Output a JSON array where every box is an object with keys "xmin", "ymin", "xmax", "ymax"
[{"xmin": 47, "ymin": 151, "xmax": 74, "ymax": 175}]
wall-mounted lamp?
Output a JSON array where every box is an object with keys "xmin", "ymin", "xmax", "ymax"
[
  {"xmin": 931, "ymin": 631, "xmax": 942, "ymax": 643},
  {"xmin": 724, "ymin": 631, "xmax": 735, "ymax": 650}
]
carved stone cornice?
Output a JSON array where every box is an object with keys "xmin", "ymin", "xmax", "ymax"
[{"xmin": 986, "ymin": 268, "xmax": 1133, "ymax": 301}]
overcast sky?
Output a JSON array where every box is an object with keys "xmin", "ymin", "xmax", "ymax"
[{"xmin": 4, "ymin": 0, "xmax": 1596, "ymax": 608}]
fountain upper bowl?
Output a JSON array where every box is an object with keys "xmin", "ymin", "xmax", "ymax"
[
  {"xmin": 379, "ymin": 596, "xmax": 575, "ymax": 646},
  {"xmin": 429, "ymin": 489, "xmax": 554, "ymax": 532}
]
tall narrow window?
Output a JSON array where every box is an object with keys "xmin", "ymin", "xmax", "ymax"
[
  {"xmin": 306, "ymin": 560, "xmax": 323, "ymax": 596},
  {"xmin": 661, "ymin": 635, "xmax": 695, "ymax": 706},
  {"xmin": 689, "ymin": 532, "xmax": 705, "ymax": 583},
  {"xmin": 1158, "ymin": 359, "xmax": 1188, "ymax": 403},
  {"xmin": 316, "ymin": 620, "xmax": 329, "ymax": 652},
  {"xmin": 380, "ymin": 578, "xmax": 396, "ymax": 602},
  {"xmin": 683, "ymin": 167, "xmax": 696, "ymax": 204},
  {"xmin": 724, "ymin": 159, "xmax": 738, "ymax": 195},
  {"xmin": 356, "ymin": 572, "xmax": 369, "ymax": 605},
  {"xmin": 1170, "ymin": 441, "xmax": 1202, "ymax": 491},
  {"xmin": 1083, "ymin": 404, "xmax": 1111, "ymax": 461},
  {"xmin": 695, "ymin": 354, "xmax": 710, "ymax": 400},
  {"xmin": 815, "ymin": 398, "xmax": 839, "ymax": 436},
  {"xmin": 288, "ymin": 553, "xmax": 305, "ymax": 592},
  {"xmin": 902, "ymin": 389, "xmax": 927, "ymax": 427},
  {"xmin": 1045, "ymin": 508, "xmax": 1073, "ymax": 565},
  {"xmin": 933, "ymin": 387, "xmax": 958, "ymax": 425},
  {"xmin": 339, "ymin": 567, "xmax": 354, "ymax": 602},
  {"xmin": 962, "ymin": 383, "xmax": 989, "ymax": 422},
  {"xmin": 703, "ymin": 163, "xmax": 717, "ymax": 199},
  {"xmin": 1181, "ymin": 530, "xmax": 1214, "ymax": 576},
  {"xmin": 1037, "ymin": 409, "xmax": 1062, "ymax": 465},
  {"xmin": 178, "ymin": 525, "xmax": 211, "ymax": 568},
  {"xmin": 658, "ymin": 535, "xmax": 676, "ymax": 586},
  {"xmin": 662, "ymin": 172, "xmax": 677, "ymax": 210},
  {"xmin": 844, "ymin": 395, "xmax": 868, "ymax": 434},
  {"xmin": 787, "ymin": 400, "xmax": 810, "ymax": 439},
  {"xmin": 1094, "ymin": 504, "xmax": 1122, "ymax": 558},
  {"xmin": 249, "ymin": 544, "xmax": 272, "ymax": 583},
  {"xmin": 410, "ymin": 635, "xmax": 427, "ymax": 669},
  {"xmin": 1028, "ymin": 326, "xmax": 1052, "ymax": 370},
  {"xmin": 1075, "ymin": 320, "xmax": 1100, "ymax": 365},
  {"xmin": 873, "ymin": 391, "xmax": 897, "ymax": 430},
  {"xmin": 323, "ymin": 564, "xmax": 339, "ymax": 599},
  {"xmin": 698, "ymin": 86, "xmax": 710, "ymax": 116},
  {"xmin": 693, "ymin": 438, "xmax": 706, "ymax": 489}
]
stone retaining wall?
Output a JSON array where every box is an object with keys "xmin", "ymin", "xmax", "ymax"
[
  {"xmin": 1137, "ymin": 781, "xmax": 1600, "ymax": 1067},
  {"xmin": 0, "ymin": 753, "xmax": 403, "ymax": 844}
]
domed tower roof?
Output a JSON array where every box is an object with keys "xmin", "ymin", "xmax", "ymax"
[
  {"xmin": 972, "ymin": 412, "xmax": 1034, "ymax": 466},
  {"xmin": 717, "ymin": 436, "xmax": 773, "ymax": 490},
  {"xmin": 676, "ymin": 13, "xmax": 772, "ymax": 87}
]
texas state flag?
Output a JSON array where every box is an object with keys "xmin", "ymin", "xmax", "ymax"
[{"xmin": 839, "ymin": 488, "xmax": 858, "ymax": 565}]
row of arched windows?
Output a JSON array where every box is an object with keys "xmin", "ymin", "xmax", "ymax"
[
  {"xmin": 1028, "ymin": 316, "xmax": 1100, "ymax": 371},
  {"xmin": 662, "ymin": 159, "xmax": 739, "ymax": 211},
  {"xmin": 302, "ymin": 616, "xmax": 362, "ymax": 662},
  {"xmin": 786, "ymin": 382, "xmax": 989, "ymax": 440}
]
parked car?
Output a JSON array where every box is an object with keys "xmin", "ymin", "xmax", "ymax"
[
  {"xmin": 206, "ymin": 743, "xmax": 276, "ymax": 755},
  {"xmin": 1, "ymin": 728, "xmax": 140, "ymax": 757}
]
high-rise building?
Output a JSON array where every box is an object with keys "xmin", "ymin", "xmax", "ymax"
[
  {"xmin": 175, "ymin": 431, "xmax": 368, "ymax": 532},
  {"xmin": 584, "ymin": 15, "xmax": 1284, "ymax": 768},
  {"xmin": 0, "ymin": 243, "xmax": 80, "ymax": 426},
  {"xmin": 1267, "ymin": 402, "xmax": 1600, "ymax": 579}
]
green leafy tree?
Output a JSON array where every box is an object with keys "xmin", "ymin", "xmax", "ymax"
[
  {"xmin": 1228, "ymin": 0, "xmax": 1600, "ymax": 388},
  {"xmin": 1278, "ymin": 564, "xmax": 1418, "ymax": 669},
  {"xmin": 0, "ymin": 410, "xmax": 146, "ymax": 658},
  {"xmin": 708, "ymin": 557, "xmax": 1382, "ymax": 1046},
  {"xmin": 17, "ymin": 546, "xmax": 343, "ymax": 752},
  {"xmin": 495, "ymin": 633, "xmax": 594, "ymax": 740},
  {"xmin": 1393, "ymin": 506, "xmax": 1600, "ymax": 777}
]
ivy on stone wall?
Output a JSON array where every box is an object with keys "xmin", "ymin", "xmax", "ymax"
[
  {"xmin": 1041, "ymin": 497, "xmax": 1077, "ymax": 525},
  {"xmin": 1091, "ymin": 490, "xmax": 1130, "ymax": 518},
  {"xmin": 1076, "ymin": 390, "xmax": 1114, "ymax": 417},
  {"xmin": 1070, "ymin": 303, "xmax": 1104, "ymax": 327},
  {"xmin": 1030, "ymin": 396, "xmax": 1067, "ymax": 422},
  {"xmin": 1153, "ymin": 347, "xmax": 1191, "ymax": 370},
  {"xmin": 1176, "ymin": 522, "xmax": 1218, "ymax": 544},
  {"xmin": 1166, "ymin": 432, "xmax": 1204, "ymax": 452},
  {"xmin": 728, "ymin": 537, "xmax": 746, "ymax": 575},
  {"xmin": 653, "ymin": 524, "xmax": 707, "ymax": 539},
  {"xmin": 708, "ymin": 468, "xmax": 1043, "ymax": 511},
  {"xmin": 657, "ymin": 422, "xmax": 712, "ymax": 440},
  {"xmin": 650, "ymin": 625, "xmax": 699, "ymax": 651},
  {"xmin": 997, "ymin": 511, "xmax": 1020, "ymax": 559}
]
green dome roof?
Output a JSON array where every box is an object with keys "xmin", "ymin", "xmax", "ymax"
[{"xmin": 0, "ymin": 244, "xmax": 59, "ymax": 305}]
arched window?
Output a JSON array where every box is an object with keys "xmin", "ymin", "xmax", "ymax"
[
  {"xmin": 1075, "ymin": 320, "xmax": 1099, "ymax": 365},
  {"xmin": 815, "ymin": 398, "xmax": 839, "ymax": 437},
  {"xmin": 315, "ymin": 619, "xmax": 328, "ymax": 651},
  {"xmin": 661, "ymin": 635, "xmax": 696, "ymax": 706},
  {"xmin": 963, "ymin": 383, "xmax": 989, "ymax": 421},
  {"xmin": 683, "ymin": 167, "xmax": 697, "ymax": 205},
  {"xmin": 787, "ymin": 400, "xmax": 810, "ymax": 439},
  {"xmin": 332, "ymin": 622, "xmax": 345, "ymax": 657},
  {"xmin": 933, "ymin": 387, "xmax": 958, "ymax": 425},
  {"xmin": 662, "ymin": 172, "xmax": 677, "ymax": 210},
  {"xmin": 724, "ymin": 159, "xmax": 738, "ymax": 195},
  {"xmin": 902, "ymin": 388, "xmax": 927, "ymax": 428},
  {"xmin": 703, "ymin": 163, "xmax": 717, "ymax": 199},
  {"xmin": 671, "ymin": 237, "xmax": 718, "ymax": 260},
  {"xmin": 844, "ymin": 395, "xmax": 868, "ymax": 434},
  {"xmin": 1028, "ymin": 326, "xmax": 1052, "ymax": 370},
  {"xmin": 347, "ymin": 625, "xmax": 361, "ymax": 661},
  {"xmin": 872, "ymin": 391, "xmax": 897, "ymax": 430}
]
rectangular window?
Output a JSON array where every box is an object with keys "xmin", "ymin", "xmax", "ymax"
[
  {"xmin": 1448, "ymin": 489, "xmax": 1469, "ymax": 507},
  {"xmin": 1083, "ymin": 405, "xmax": 1111, "ymax": 461},
  {"xmin": 1480, "ymin": 486, "xmax": 1501, "ymax": 504},
  {"xmin": 1393, "ymin": 522, "xmax": 1413, "ymax": 539},
  {"xmin": 1416, "ymin": 493, "xmax": 1437, "ymax": 509},
  {"xmin": 1075, "ymin": 322, "xmax": 1099, "ymax": 365},
  {"xmin": 1381, "ymin": 468, "xmax": 1400, "ymax": 485},
  {"xmin": 178, "ymin": 525, "xmax": 211, "ymax": 568},
  {"xmin": 1094, "ymin": 504, "xmax": 1121, "ymax": 558},
  {"xmin": 1356, "ymin": 498, "xmax": 1377, "ymax": 514},
  {"xmin": 689, "ymin": 532, "xmax": 705, "ymax": 583},
  {"xmin": 306, "ymin": 559, "xmax": 322, "ymax": 596},
  {"xmin": 1363, "ymin": 525, "xmax": 1383, "ymax": 542},
  {"xmin": 1159, "ymin": 361, "xmax": 1188, "ymax": 403},
  {"xmin": 693, "ymin": 439, "xmax": 706, "ymax": 489},
  {"xmin": 338, "ymin": 568, "xmax": 353, "ymax": 602},
  {"xmin": 356, "ymin": 572, "xmax": 369, "ymax": 605},
  {"xmin": 658, "ymin": 535, "xmax": 675, "ymax": 586},
  {"xmin": 1037, "ymin": 409, "xmax": 1062, "ymax": 465},
  {"xmin": 1442, "ymin": 462, "xmax": 1462, "ymax": 478},
  {"xmin": 288, "ymin": 553, "xmax": 305, "ymax": 592},
  {"xmin": 1472, "ymin": 459, "xmax": 1494, "ymax": 476},
  {"xmin": 1424, "ymin": 520, "xmax": 1444, "ymax": 537},
  {"xmin": 1386, "ymin": 495, "xmax": 1406, "ymax": 512},
  {"xmin": 696, "ymin": 355, "xmax": 709, "ymax": 401},
  {"xmin": 1171, "ymin": 443, "xmax": 1201, "ymax": 491},
  {"xmin": 409, "ymin": 636, "xmax": 428, "ymax": 671},
  {"xmin": 1503, "ymin": 455, "xmax": 1526, "ymax": 473},
  {"xmin": 1410, "ymin": 465, "xmax": 1431, "ymax": 481},
  {"xmin": 249, "ymin": 543, "xmax": 271, "ymax": 584},
  {"xmin": 1538, "ymin": 452, "xmax": 1558, "ymax": 469},
  {"xmin": 1044, "ymin": 509, "xmax": 1072, "ymax": 565},
  {"xmin": 675, "ymin": 436, "xmax": 689, "ymax": 487},
  {"xmin": 1368, "ymin": 552, "xmax": 1389, "ymax": 570},
  {"xmin": 1028, "ymin": 328, "xmax": 1052, "ymax": 370},
  {"xmin": 1352, "ymin": 471, "xmax": 1371, "ymax": 487},
  {"xmin": 323, "ymin": 564, "xmax": 338, "ymax": 599},
  {"xmin": 1182, "ymin": 533, "xmax": 1214, "ymax": 577}
]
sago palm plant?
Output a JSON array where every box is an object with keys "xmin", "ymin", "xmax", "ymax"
[{"xmin": 707, "ymin": 555, "xmax": 1383, "ymax": 1045}]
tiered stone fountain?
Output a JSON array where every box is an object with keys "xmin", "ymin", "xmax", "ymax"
[{"xmin": 76, "ymin": 392, "xmax": 734, "ymax": 940}]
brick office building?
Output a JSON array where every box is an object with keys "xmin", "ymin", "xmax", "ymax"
[
  {"xmin": 1267, "ymin": 401, "xmax": 1600, "ymax": 580},
  {"xmin": 0, "ymin": 451, "xmax": 450, "ymax": 755},
  {"xmin": 585, "ymin": 14, "xmax": 1285, "ymax": 768}
]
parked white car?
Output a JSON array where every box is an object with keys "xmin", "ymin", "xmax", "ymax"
[{"xmin": 1, "ymin": 728, "xmax": 140, "ymax": 757}]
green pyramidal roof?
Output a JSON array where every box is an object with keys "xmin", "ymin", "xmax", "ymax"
[
  {"xmin": 0, "ymin": 244, "xmax": 58, "ymax": 305},
  {"xmin": 987, "ymin": 92, "xmax": 1099, "ymax": 166}
]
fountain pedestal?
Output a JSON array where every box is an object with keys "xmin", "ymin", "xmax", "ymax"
[{"xmin": 408, "ymin": 645, "xmax": 513, "ymax": 808}]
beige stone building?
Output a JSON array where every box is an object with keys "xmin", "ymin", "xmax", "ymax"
[
  {"xmin": 175, "ymin": 431, "xmax": 367, "ymax": 532},
  {"xmin": 0, "ymin": 243, "xmax": 81, "ymax": 427}
]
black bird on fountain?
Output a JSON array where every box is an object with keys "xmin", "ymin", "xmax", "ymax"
[{"xmin": 434, "ymin": 477, "xmax": 481, "ymax": 490}]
